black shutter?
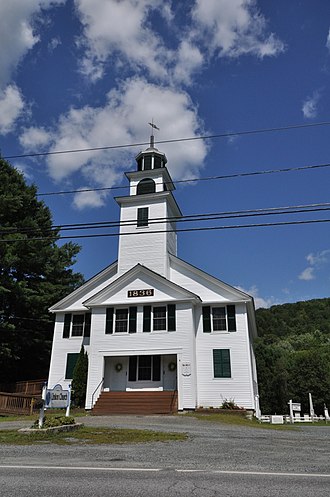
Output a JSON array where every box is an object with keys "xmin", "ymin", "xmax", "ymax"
[
  {"xmin": 143, "ymin": 306, "xmax": 151, "ymax": 332},
  {"xmin": 105, "ymin": 307, "xmax": 114, "ymax": 334},
  {"xmin": 227, "ymin": 305, "xmax": 236, "ymax": 332},
  {"xmin": 63, "ymin": 313, "xmax": 71, "ymax": 338},
  {"xmin": 84, "ymin": 312, "xmax": 91, "ymax": 337},
  {"xmin": 152, "ymin": 355, "xmax": 161, "ymax": 381},
  {"xmin": 128, "ymin": 356, "xmax": 137, "ymax": 381},
  {"xmin": 129, "ymin": 306, "xmax": 137, "ymax": 333},
  {"xmin": 213, "ymin": 349, "xmax": 231, "ymax": 378},
  {"xmin": 202, "ymin": 306, "xmax": 211, "ymax": 332},
  {"xmin": 167, "ymin": 304, "xmax": 176, "ymax": 331}
]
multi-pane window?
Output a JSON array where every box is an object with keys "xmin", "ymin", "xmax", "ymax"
[
  {"xmin": 202, "ymin": 305, "xmax": 236, "ymax": 333},
  {"xmin": 128, "ymin": 355, "xmax": 161, "ymax": 382},
  {"xmin": 115, "ymin": 308, "xmax": 128, "ymax": 333},
  {"xmin": 153, "ymin": 306, "xmax": 166, "ymax": 330},
  {"xmin": 63, "ymin": 313, "xmax": 91, "ymax": 338},
  {"xmin": 213, "ymin": 349, "xmax": 231, "ymax": 378},
  {"xmin": 143, "ymin": 304, "xmax": 176, "ymax": 332},
  {"xmin": 105, "ymin": 307, "xmax": 137, "ymax": 334},
  {"xmin": 137, "ymin": 207, "xmax": 149, "ymax": 227}
]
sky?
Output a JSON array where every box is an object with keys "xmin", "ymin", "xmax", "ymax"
[{"xmin": 1, "ymin": 0, "xmax": 330, "ymax": 309}]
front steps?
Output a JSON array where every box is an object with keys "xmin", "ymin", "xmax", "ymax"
[{"xmin": 92, "ymin": 390, "xmax": 178, "ymax": 415}]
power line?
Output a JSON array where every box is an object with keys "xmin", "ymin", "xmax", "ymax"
[
  {"xmin": 4, "ymin": 120, "xmax": 330, "ymax": 161},
  {"xmin": 1, "ymin": 202, "xmax": 330, "ymax": 236},
  {"xmin": 36, "ymin": 161, "xmax": 330, "ymax": 197},
  {"xmin": 0, "ymin": 218, "xmax": 329, "ymax": 243}
]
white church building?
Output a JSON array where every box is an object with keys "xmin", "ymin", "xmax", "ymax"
[{"xmin": 48, "ymin": 135, "xmax": 259, "ymax": 414}]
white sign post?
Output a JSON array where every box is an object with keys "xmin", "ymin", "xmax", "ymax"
[
  {"xmin": 38, "ymin": 383, "xmax": 47, "ymax": 429},
  {"xmin": 309, "ymin": 393, "xmax": 315, "ymax": 422}
]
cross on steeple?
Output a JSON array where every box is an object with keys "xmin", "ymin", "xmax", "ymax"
[{"xmin": 148, "ymin": 119, "xmax": 160, "ymax": 148}]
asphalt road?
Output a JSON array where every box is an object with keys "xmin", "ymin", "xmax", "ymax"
[{"xmin": 0, "ymin": 415, "xmax": 329, "ymax": 496}]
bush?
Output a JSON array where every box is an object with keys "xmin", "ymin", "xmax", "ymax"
[
  {"xmin": 220, "ymin": 399, "xmax": 245, "ymax": 410},
  {"xmin": 33, "ymin": 415, "xmax": 75, "ymax": 428}
]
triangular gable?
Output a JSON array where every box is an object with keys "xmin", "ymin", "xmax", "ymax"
[
  {"xmin": 169, "ymin": 254, "xmax": 257, "ymax": 338},
  {"xmin": 83, "ymin": 264, "xmax": 201, "ymax": 307},
  {"xmin": 169, "ymin": 254, "xmax": 253, "ymax": 302},
  {"xmin": 49, "ymin": 261, "xmax": 118, "ymax": 312}
]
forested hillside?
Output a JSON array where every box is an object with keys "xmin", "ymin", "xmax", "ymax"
[{"xmin": 255, "ymin": 298, "xmax": 330, "ymax": 414}]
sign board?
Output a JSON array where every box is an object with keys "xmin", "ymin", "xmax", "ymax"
[
  {"xmin": 128, "ymin": 289, "xmax": 154, "ymax": 297},
  {"xmin": 292, "ymin": 402, "xmax": 301, "ymax": 411},
  {"xmin": 182, "ymin": 363, "xmax": 191, "ymax": 376},
  {"xmin": 45, "ymin": 384, "xmax": 69, "ymax": 409}
]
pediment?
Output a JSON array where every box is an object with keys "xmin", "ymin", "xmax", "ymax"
[
  {"xmin": 169, "ymin": 254, "xmax": 253, "ymax": 303},
  {"xmin": 83, "ymin": 264, "xmax": 201, "ymax": 307}
]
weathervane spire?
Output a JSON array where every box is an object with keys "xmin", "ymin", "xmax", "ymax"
[{"xmin": 148, "ymin": 119, "xmax": 160, "ymax": 148}]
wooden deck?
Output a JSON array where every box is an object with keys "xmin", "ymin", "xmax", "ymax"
[{"xmin": 92, "ymin": 390, "xmax": 178, "ymax": 415}]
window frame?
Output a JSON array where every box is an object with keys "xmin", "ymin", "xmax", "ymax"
[
  {"xmin": 202, "ymin": 305, "xmax": 236, "ymax": 333},
  {"xmin": 62, "ymin": 312, "xmax": 91, "ymax": 339},
  {"xmin": 137, "ymin": 207, "xmax": 149, "ymax": 227},
  {"xmin": 105, "ymin": 306, "xmax": 137, "ymax": 334},
  {"xmin": 143, "ymin": 304, "xmax": 176, "ymax": 333},
  {"xmin": 213, "ymin": 349, "xmax": 231, "ymax": 379},
  {"xmin": 128, "ymin": 355, "xmax": 161, "ymax": 382}
]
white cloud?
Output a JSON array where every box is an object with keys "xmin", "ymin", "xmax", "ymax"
[
  {"xmin": 326, "ymin": 28, "xmax": 330, "ymax": 52},
  {"xmin": 44, "ymin": 78, "xmax": 208, "ymax": 189},
  {"xmin": 236, "ymin": 284, "xmax": 279, "ymax": 309},
  {"xmin": 299, "ymin": 249, "xmax": 330, "ymax": 281},
  {"xmin": 74, "ymin": 0, "xmax": 173, "ymax": 81},
  {"xmin": 19, "ymin": 126, "xmax": 52, "ymax": 150},
  {"xmin": 72, "ymin": 189, "xmax": 108, "ymax": 210},
  {"xmin": 173, "ymin": 40, "xmax": 204, "ymax": 85},
  {"xmin": 298, "ymin": 267, "xmax": 315, "ymax": 281},
  {"xmin": 302, "ymin": 91, "xmax": 320, "ymax": 119},
  {"xmin": 191, "ymin": 0, "xmax": 285, "ymax": 59},
  {"xmin": 0, "ymin": 1, "xmax": 65, "ymax": 88},
  {"xmin": 0, "ymin": 85, "xmax": 25, "ymax": 134}
]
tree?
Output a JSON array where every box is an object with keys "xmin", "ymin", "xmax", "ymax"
[
  {"xmin": 71, "ymin": 346, "xmax": 88, "ymax": 408},
  {"xmin": 0, "ymin": 157, "xmax": 84, "ymax": 383}
]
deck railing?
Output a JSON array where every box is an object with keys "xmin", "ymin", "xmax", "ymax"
[{"xmin": 0, "ymin": 392, "xmax": 41, "ymax": 415}]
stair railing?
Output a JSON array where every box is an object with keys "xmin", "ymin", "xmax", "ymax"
[{"xmin": 91, "ymin": 377, "xmax": 104, "ymax": 407}]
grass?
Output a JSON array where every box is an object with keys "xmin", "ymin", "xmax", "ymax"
[
  {"xmin": 0, "ymin": 425, "xmax": 187, "ymax": 445},
  {"xmin": 190, "ymin": 412, "xmax": 297, "ymax": 430}
]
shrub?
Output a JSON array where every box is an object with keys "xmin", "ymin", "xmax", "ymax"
[
  {"xmin": 33, "ymin": 415, "xmax": 75, "ymax": 428},
  {"xmin": 220, "ymin": 399, "xmax": 245, "ymax": 410}
]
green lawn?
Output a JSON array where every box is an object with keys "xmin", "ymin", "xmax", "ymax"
[{"xmin": 0, "ymin": 425, "xmax": 187, "ymax": 445}]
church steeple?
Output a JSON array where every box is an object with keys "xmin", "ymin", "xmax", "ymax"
[{"xmin": 115, "ymin": 126, "xmax": 182, "ymax": 277}]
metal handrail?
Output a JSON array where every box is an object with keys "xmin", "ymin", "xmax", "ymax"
[{"xmin": 91, "ymin": 377, "xmax": 104, "ymax": 407}]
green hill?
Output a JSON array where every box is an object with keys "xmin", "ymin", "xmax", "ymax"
[{"xmin": 254, "ymin": 298, "xmax": 330, "ymax": 414}]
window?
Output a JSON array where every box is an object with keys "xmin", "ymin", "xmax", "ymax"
[
  {"xmin": 153, "ymin": 306, "xmax": 166, "ymax": 330},
  {"xmin": 202, "ymin": 305, "xmax": 236, "ymax": 333},
  {"xmin": 62, "ymin": 313, "xmax": 91, "ymax": 338},
  {"xmin": 137, "ymin": 178, "xmax": 155, "ymax": 195},
  {"xmin": 213, "ymin": 349, "xmax": 231, "ymax": 378},
  {"xmin": 143, "ymin": 304, "xmax": 176, "ymax": 332},
  {"xmin": 105, "ymin": 307, "xmax": 137, "ymax": 334},
  {"xmin": 65, "ymin": 353, "xmax": 79, "ymax": 379},
  {"xmin": 128, "ymin": 355, "xmax": 161, "ymax": 382},
  {"xmin": 137, "ymin": 207, "xmax": 148, "ymax": 227},
  {"xmin": 115, "ymin": 308, "xmax": 128, "ymax": 333}
]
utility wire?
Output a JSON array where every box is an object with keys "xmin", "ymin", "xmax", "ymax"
[
  {"xmin": 36, "ymin": 161, "xmax": 330, "ymax": 197},
  {"xmin": 0, "ymin": 218, "xmax": 329, "ymax": 243},
  {"xmin": 4, "ymin": 120, "xmax": 330, "ymax": 161},
  {"xmin": 1, "ymin": 202, "xmax": 329, "ymax": 236}
]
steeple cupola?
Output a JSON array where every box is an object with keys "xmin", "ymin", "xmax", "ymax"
[{"xmin": 115, "ymin": 125, "xmax": 182, "ymax": 277}]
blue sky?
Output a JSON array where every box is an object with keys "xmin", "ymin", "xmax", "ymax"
[{"xmin": 1, "ymin": 0, "xmax": 330, "ymax": 308}]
